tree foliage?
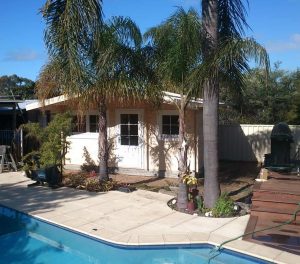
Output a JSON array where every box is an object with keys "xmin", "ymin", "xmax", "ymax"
[
  {"xmin": 0, "ymin": 75, "xmax": 35, "ymax": 99},
  {"xmin": 220, "ymin": 63, "xmax": 300, "ymax": 124}
]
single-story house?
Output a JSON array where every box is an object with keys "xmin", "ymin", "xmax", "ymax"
[{"xmin": 25, "ymin": 92, "xmax": 204, "ymax": 177}]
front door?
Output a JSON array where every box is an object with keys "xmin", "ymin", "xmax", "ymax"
[{"xmin": 116, "ymin": 110, "xmax": 143, "ymax": 168}]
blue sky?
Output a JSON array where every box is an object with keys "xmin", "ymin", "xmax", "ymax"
[{"xmin": 0, "ymin": 0, "xmax": 300, "ymax": 81}]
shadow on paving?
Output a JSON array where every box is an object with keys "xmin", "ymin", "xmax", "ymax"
[
  {"xmin": 0, "ymin": 182, "xmax": 106, "ymax": 215},
  {"xmin": 254, "ymin": 233, "xmax": 300, "ymax": 256}
]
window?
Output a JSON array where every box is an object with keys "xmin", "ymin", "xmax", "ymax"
[
  {"xmin": 120, "ymin": 114, "xmax": 139, "ymax": 146},
  {"xmin": 71, "ymin": 116, "xmax": 86, "ymax": 133},
  {"xmin": 162, "ymin": 115, "xmax": 179, "ymax": 136},
  {"xmin": 89, "ymin": 115, "xmax": 99, "ymax": 132}
]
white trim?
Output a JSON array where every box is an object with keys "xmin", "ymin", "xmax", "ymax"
[
  {"xmin": 162, "ymin": 91, "xmax": 203, "ymax": 108},
  {"xmin": 115, "ymin": 109, "xmax": 144, "ymax": 169},
  {"xmin": 25, "ymin": 95, "xmax": 69, "ymax": 111},
  {"xmin": 25, "ymin": 92, "xmax": 204, "ymax": 112}
]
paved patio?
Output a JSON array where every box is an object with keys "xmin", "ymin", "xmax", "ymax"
[{"xmin": 0, "ymin": 172, "xmax": 299, "ymax": 264}]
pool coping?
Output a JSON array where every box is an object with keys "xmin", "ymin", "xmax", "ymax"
[{"xmin": 33, "ymin": 213, "xmax": 295, "ymax": 264}]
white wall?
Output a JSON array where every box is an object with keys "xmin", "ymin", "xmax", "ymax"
[
  {"xmin": 65, "ymin": 133, "xmax": 99, "ymax": 165},
  {"xmin": 219, "ymin": 124, "xmax": 300, "ymax": 162}
]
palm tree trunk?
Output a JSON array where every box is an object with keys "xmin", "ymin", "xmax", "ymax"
[
  {"xmin": 98, "ymin": 97, "xmax": 109, "ymax": 181},
  {"xmin": 203, "ymin": 82, "xmax": 220, "ymax": 208},
  {"xmin": 177, "ymin": 99, "xmax": 189, "ymax": 211},
  {"xmin": 202, "ymin": 0, "xmax": 220, "ymax": 208},
  {"xmin": 178, "ymin": 100, "xmax": 188, "ymax": 175}
]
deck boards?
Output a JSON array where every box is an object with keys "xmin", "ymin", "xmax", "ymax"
[{"xmin": 243, "ymin": 171, "xmax": 300, "ymax": 255}]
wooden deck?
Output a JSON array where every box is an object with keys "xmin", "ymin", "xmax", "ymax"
[{"xmin": 244, "ymin": 171, "xmax": 300, "ymax": 255}]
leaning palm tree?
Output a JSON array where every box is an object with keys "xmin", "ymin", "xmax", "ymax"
[
  {"xmin": 200, "ymin": 0, "xmax": 269, "ymax": 208},
  {"xmin": 84, "ymin": 17, "xmax": 157, "ymax": 180},
  {"xmin": 41, "ymin": 0, "xmax": 157, "ymax": 180},
  {"xmin": 145, "ymin": 8, "xmax": 202, "ymax": 210}
]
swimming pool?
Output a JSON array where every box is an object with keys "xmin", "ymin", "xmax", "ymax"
[{"xmin": 0, "ymin": 205, "xmax": 273, "ymax": 264}]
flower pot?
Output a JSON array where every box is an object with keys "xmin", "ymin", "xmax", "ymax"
[{"xmin": 187, "ymin": 201, "xmax": 195, "ymax": 212}]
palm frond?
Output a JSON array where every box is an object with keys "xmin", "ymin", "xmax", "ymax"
[
  {"xmin": 144, "ymin": 7, "xmax": 202, "ymax": 97},
  {"xmin": 41, "ymin": 0, "xmax": 103, "ymax": 84},
  {"xmin": 218, "ymin": 0, "xmax": 250, "ymax": 38}
]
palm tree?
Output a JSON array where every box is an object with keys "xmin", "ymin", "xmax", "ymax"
[
  {"xmin": 200, "ymin": 0, "xmax": 269, "ymax": 208},
  {"xmin": 40, "ymin": 1, "xmax": 157, "ymax": 181},
  {"xmin": 145, "ymin": 8, "xmax": 202, "ymax": 175},
  {"xmin": 145, "ymin": 8, "xmax": 202, "ymax": 210}
]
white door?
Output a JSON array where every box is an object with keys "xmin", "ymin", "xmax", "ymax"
[{"xmin": 116, "ymin": 110, "xmax": 143, "ymax": 168}]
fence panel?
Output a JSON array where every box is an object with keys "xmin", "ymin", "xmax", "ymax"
[{"xmin": 219, "ymin": 124, "xmax": 300, "ymax": 162}]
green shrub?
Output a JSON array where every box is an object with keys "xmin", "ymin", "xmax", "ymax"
[
  {"xmin": 212, "ymin": 193, "xmax": 235, "ymax": 217},
  {"xmin": 98, "ymin": 179, "xmax": 117, "ymax": 192},
  {"xmin": 85, "ymin": 177, "xmax": 101, "ymax": 191},
  {"xmin": 63, "ymin": 173, "xmax": 117, "ymax": 192},
  {"xmin": 22, "ymin": 113, "xmax": 72, "ymax": 168},
  {"xmin": 81, "ymin": 147, "xmax": 98, "ymax": 172},
  {"xmin": 196, "ymin": 195, "xmax": 204, "ymax": 212},
  {"xmin": 64, "ymin": 174, "xmax": 87, "ymax": 188}
]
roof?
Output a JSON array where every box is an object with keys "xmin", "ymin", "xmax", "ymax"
[
  {"xmin": 162, "ymin": 91, "xmax": 203, "ymax": 108},
  {"xmin": 25, "ymin": 95, "xmax": 68, "ymax": 111},
  {"xmin": 0, "ymin": 99, "xmax": 38, "ymax": 112},
  {"xmin": 25, "ymin": 92, "xmax": 203, "ymax": 111}
]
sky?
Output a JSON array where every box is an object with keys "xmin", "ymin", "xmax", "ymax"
[{"xmin": 0, "ymin": 0, "xmax": 300, "ymax": 81}]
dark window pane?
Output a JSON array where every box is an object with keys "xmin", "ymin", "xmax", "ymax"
[
  {"xmin": 90, "ymin": 115, "xmax": 97, "ymax": 123},
  {"xmin": 162, "ymin": 115, "xmax": 170, "ymax": 125},
  {"xmin": 72, "ymin": 116, "xmax": 86, "ymax": 132},
  {"xmin": 120, "ymin": 114, "xmax": 128, "ymax": 124},
  {"xmin": 121, "ymin": 136, "xmax": 129, "ymax": 145},
  {"xmin": 162, "ymin": 125, "xmax": 170, "ymax": 135},
  {"xmin": 129, "ymin": 114, "xmax": 138, "ymax": 124},
  {"xmin": 171, "ymin": 125, "xmax": 179, "ymax": 135},
  {"xmin": 130, "ymin": 136, "xmax": 138, "ymax": 146},
  {"xmin": 121, "ymin": 124, "xmax": 129, "ymax": 135},
  {"xmin": 129, "ymin": 125, "xmax": 138, "ymax": 135},
  {"xmin": 171, "ymin": 115, "xmax": 179, "ymax": 124},
  {"xmin": 90, "ymin": 124, "xmax": 98, "ymax": 132}
]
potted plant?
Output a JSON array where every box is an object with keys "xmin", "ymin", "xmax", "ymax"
[{"xmin": 182, "ymin": 173, "xmax": 198, "ymax": 212}]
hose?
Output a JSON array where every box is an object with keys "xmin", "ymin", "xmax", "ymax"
[{"xmin": 208, "ymin": 202, "xmax": 300, "ymax": 263}]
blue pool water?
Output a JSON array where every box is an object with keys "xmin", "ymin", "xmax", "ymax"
[{"xmin": 0, "ymin": 205, "xmax": 273, "ymax": 264}]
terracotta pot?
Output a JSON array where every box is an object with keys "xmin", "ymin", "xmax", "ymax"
[{"xmin": 187, "ymin": 201, "xmax": 195, "ymax": 212}]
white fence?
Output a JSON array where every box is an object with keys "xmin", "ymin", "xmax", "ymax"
[{"xmin": 219, "ymin": 124, "xmax": 300, "ymax": 162}]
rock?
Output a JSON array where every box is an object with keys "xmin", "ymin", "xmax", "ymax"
[
  {"xmin": 239, "ymin": 209, "xmax": 248, "ymax": 216},
  {"xmin": 235, "ymin": 202, "xmax": 250, "ymax": 213}
]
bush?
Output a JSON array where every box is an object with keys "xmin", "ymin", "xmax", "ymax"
[
  {"xmin": 22, "ymin": 113, "xmax": 72, "ymax": 168},
  {"xmin": 63, "ymin": 173, "xmax": 118, "ymax": 192},
  {"xmin": 63, "ymin": 173, "xmax": 86, "ymax": 189},
  {"xmin": 212, "ymin": 193, "xmax": 235, "ymax": 217},
  {"xmin": 85, "ymin": 178, "xmax": 117, "ymax": 192},
  {"xmin": 98, "ymin": 179, "xmax": 117, "ymax": 192},
  {"xmin": 81, "ymin": 147, "xmax": 98, "ymax": 172}
]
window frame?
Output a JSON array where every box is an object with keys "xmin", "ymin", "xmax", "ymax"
[{"xmin": 158, "ymin": 110, "xmax": 180, "ymax": 141}]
